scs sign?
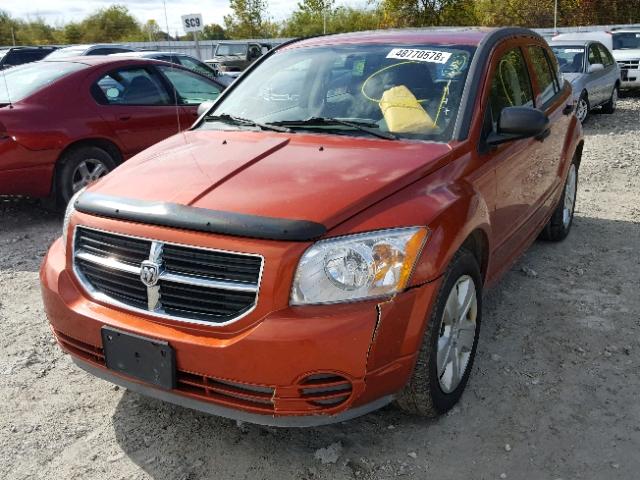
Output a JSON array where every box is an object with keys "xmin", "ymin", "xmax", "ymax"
[{"xmin": 181, "ymin": 13, "xmax": 203, "ymax": 33}]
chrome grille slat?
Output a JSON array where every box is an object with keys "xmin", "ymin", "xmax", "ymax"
[
  {"xmin": 162, "ymin": 244, "xmax": 262, "ymax": 283},
  {"xmin": 73, "ymin": 226, "xmax": 263, "ymax": 325}
]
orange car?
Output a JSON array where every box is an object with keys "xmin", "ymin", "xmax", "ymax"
[{"xmin": 41, "ymin": 28, "xmax": 583, "ymax": 426}]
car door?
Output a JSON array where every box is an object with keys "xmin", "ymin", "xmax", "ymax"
[
  {"xmin": 595, "ymin": 42, "xmax": 618, "ymax": 99},
  {"xmin": 155, "ymin": 65, "xmax": 223, "ymax": 125},
  {"xmin": 586, "ymin": 43, "xmax": 607, "ymax": 104},
  {"xmin": 91, "ymin": 65, "xmax": 181, "ymax": 156},
  {"xmin": 480, "ymin": 44, "xmax": 543, "ymax": 269},
  {"xmin": 524, "ymin": 44, "xmax": 570, "ymax": 211}
]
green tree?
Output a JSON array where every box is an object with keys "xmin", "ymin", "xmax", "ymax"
[
  {"xmin": 0, "ymin": 10, "xmax": 18, "ymax": 45},
  {"xmin": 79, "ymin": 5, "xmax": 142, "ymax": 43},
  {"xmin": 224, "ymin": 0, "xmax": 271, "ymax": 38},
  {"xmin": 63, "ymin": 22, "xmax": 84, "ymax": 43},
  {"xmin": 142, "ymin": 19, "xmax": 161, "ymax": 42},
  {"xmin": 201, "ymin": 23, "xmax": 227, "ymax": 40},
  {"xmin": 281, "ymin": 0, "xmax": 336, "ymax": 36}
]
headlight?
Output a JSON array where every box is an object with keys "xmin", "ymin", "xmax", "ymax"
[
  {"xmin": 290, "ymin": 227, "xmax": 428, "ymax": 305},
  {"xmin": 62, "ymin": 189, "xmax": 84, "ymax": 245}
]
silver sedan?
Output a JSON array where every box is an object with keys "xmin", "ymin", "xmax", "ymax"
[{"xmin": 549, "ymin": 40, "xmax": 620, "ymax": 123}]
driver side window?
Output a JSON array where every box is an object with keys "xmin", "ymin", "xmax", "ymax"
[
  {"xmin": 588, "ymin": 44, "xmax": 602, "ymax": 65},
  {"xmin": 488, "ymin": 48, "xmax": 534, "ymax": 129}
]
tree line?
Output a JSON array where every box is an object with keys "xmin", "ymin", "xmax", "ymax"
[{"xmin": 1, "ymin": 0, "xmax": 639, "ymax": 46}]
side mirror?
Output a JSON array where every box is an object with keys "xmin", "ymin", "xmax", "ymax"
[
  {"xmin": 196, "ymin": 100, "xmax": 216, "ymax": 117},
  {"xmin": 486, "ymin": 107, "xmax": 549, "ymax": 146},
  {"xmin": 588, "ymin": 63, "xmax": 604, "ymax": 73}
]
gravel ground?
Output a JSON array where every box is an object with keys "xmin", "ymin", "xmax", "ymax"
[{"xmin": 1, "ymin": 95, "xmax": 639, "ymax": 480}]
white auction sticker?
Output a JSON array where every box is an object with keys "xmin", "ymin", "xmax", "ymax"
[
  {"xmin": 562, "ymin": 48, "xmax": 584, "ymax": 53},
  {"xmin": 386, "ymin": 48, "xmax": 452, "ymax": 64}
]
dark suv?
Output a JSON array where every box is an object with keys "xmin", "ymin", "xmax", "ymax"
[{"xmin": 0, "ymin": 46, "xmax": 58, "ymax": 69}]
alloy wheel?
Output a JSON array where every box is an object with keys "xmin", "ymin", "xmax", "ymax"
[
  {"xmin": 436, "ymin": 274, "xmax": 478, "ymax": 394},
  {"xmin": 576, "ymin": 98, "xmax": 588, "ymax": 122},
  {"xmin": 71, "ymin": 159, "xmax": 109, "ymax": 193}
]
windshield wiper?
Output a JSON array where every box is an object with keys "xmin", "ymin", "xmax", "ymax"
[
  {"xmin": 205, "ymin": 113, "xmax": 292, "ymax": 133},
  {"xmin": 269, "ymin": 117, "xmax": 397, "ymax": 140}
]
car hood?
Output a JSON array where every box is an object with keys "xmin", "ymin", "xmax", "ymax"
[
  {"xmin": 89, "ymin": 130, "xmax": 452, "ymax": 231},
  {"xmin": 612, "ymin": 49, "xmax": 640, "ymax": 61}
]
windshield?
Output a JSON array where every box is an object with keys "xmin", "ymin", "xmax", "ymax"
[
  {"xmin": 0, "ymin": 61, "xmax": 86, "ymax": 103},
  {"xmin": 0, "ymin": 50, "xmax": 7, "ymax": 59},
  {"xmin": 551, "ymin": 47, "xmax": 585, "ymax": 73},
  {"xmin": 46, "ymin": 47, "xmax": 87, "ymax": 59},
  {"xmin": 612, "ymin": 32, "xmax": 640, "ymax": 50},
  {"xmin": 216, "ymin": 44, "xmax": 248, "ymax": 56},
  {"xmin": 207, "ymin": 44, "xmax": 475, "ymax": 142}
]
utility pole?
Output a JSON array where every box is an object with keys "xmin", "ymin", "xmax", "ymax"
[
  {"xmin": 322, "ymin": 0, "xmax": 328, "ymax": 34},
  {"xmin": 11, "ymin": 26, "xmax": 16, "ymax": 46},
  {"xmin": 192, "ymin": 31, "xmax": 201, "ymax": 60},
  {"xmin": 553, "ymin": 0, "xmax": 558, "ymax": 34},
  {"xmin": 323, "ymin": 6, "xmax": 327, "ymax": 34}
]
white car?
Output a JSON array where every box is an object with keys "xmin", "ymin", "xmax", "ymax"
[{"xmin": 553, "ymin": 30, "xmax": 640, "ymax": 90}]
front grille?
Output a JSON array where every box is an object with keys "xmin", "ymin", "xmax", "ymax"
[
  {"xmin": 73, "ymin": 226, "xmax": 263, "ymax": 325},
  {"xmin": 163, "ymin": 244, "xmax": 262, "ymax": 283},
  {"xmin": 617, "ymin": 60, "xmax": 639, "ymax": 70},
  {"xmin": 76, "ymin": 227, "xmax": 151, "ymax": 265}
]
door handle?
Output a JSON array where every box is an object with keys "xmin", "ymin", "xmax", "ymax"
[
  {"xmin": 562, "ymin": 104, "xmax": 574, "ymax": 116},
  {"xmin": 535, "ymin": 128, "xmax": 551, "ymax": 142},
  {"xmin": 118, "ymin": 115, "xmax": 132, "ymax": 121}
]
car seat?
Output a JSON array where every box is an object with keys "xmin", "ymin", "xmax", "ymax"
[{"xmin": 122, "ymin": 76, "xmax": 164, "ymax": 104}]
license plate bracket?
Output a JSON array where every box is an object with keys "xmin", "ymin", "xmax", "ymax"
[{"xmin": 101, "ymin": 327, "xmax": 176, "ymax": 389}]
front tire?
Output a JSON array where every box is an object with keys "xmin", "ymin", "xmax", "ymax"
[
  {"xmin": 576, "ymin": 92, "xmax": 589, "ymax": 123},
  {"xmin": 57, "ymin": 146, "xmax": 116, "ymax": 205},
  {"xmin": 396, "ymin": 249, "xmax": 482, "ymax": 417},
  {"xmin": 601, "ymin": 86, "xmax": 618, "ymax": 114},
  {"xmin": 540, "ymin": 160, "xmax": 578, "ymax": 242}
]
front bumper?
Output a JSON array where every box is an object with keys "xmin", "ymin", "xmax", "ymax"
[
  {"xmin": 41, "ymin": 236, "xmax": 439, "ymax": 425},
  {"xmin": 620, "ymin": 69, "xmax": 640, "ymax": 88}
]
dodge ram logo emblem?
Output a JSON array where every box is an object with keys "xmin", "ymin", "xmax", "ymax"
[{"xmin": 140, "ymin": 260, "xmax": 160, "ymax": 287}]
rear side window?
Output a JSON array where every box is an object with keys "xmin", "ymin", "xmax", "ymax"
[
  {"xmin": 489, "ymin": 48, "xmax": 534, "ymax": 126},
  {"xmin": 527, "ymin": 46, "xmax": 560, "ymax": 107},
  {"xmin": 596, "ymin": 44, "xmax": 614, "ymax": 66},
  {"xmin": 93, "ymin": 67, "xmax": 171, "ymax": 105}
]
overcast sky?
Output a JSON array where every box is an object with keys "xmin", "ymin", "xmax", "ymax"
[{"xmin": 3, "ymin": 0, "xmax": 363, "ymax": 38}]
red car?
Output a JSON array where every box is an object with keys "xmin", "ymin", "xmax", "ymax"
[
  {"xmin": 42, "ymin": 28, "xmax": 583, "ymax": 426},
  {"xmin": 0, "ymin": 56, "xmax": 224, "ymax": 203}
]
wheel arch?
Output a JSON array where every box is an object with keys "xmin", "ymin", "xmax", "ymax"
[
  {"xmin": 460, "ymin": 228, "xmax": 490, "ymax": 285},
  {"xmin": 51, "ymin": 137, "xmax": 124, "ymax": 201}
]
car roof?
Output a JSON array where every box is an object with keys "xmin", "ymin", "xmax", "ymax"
[
  {"xmin": 549, "ymin": 40, "xmax": 592, "ymax": 47},
  {"xmin": 40, "ymin": 56, "xmax": 171, "ymax": 67},
  {"xmin": 286, "ymin": 27, "xmax": 518, "ymax": 49},
  {"xmin": 111, "ymin": 51, "xmax": 189, "ymax": 58},
  {"xmin": 1, "ymin": 45, "xmax": 57, "ymax": 51},
  {"xmin": 55, "ymin": 44, "xmax": 131, "ymax": 51}
]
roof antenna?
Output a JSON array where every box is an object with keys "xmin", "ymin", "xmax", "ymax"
[{"xmin": 162, "ymin": 0, "xmax": 183, "ymax": 136}]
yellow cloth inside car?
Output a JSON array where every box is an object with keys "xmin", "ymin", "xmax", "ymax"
[{"xmin": 379, "ymin": 85, "xmax": 436, "ymax": 133}]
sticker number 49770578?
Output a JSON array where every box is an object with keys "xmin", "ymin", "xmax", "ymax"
[{"xmin": 386, "ymin": 48, "xmax": 452, "ymax": 64}]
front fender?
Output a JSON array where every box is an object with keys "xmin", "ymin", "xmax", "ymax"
[{"xmin": 329, "ymin": 156, "xmax": 493, "ymax": 287}]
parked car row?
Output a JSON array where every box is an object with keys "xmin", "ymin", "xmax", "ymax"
[{"xmin": 38, "ymin": 27, "xmax": 588, "ymax": 426}]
